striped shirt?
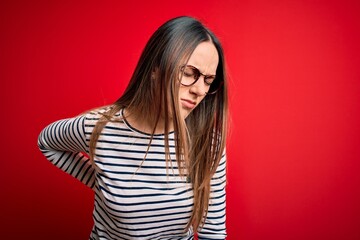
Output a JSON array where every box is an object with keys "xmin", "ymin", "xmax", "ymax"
[{"xmin": 38, "ymin": 109, "xmax": 227, "ymax": 239}]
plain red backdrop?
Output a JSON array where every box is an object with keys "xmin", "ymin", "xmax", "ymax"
[{"xmin": 1, "ymin": 0, "xmax": 360, "ymax": 239}]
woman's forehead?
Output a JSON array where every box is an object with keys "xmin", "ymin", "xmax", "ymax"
[{"xmin": 186, "ymin": 42, "xmax": 219, "ymax": 74}]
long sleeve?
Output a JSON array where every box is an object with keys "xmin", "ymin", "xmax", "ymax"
[
  {"xmin": 197, "ymin": 153, "xmax": 227, "ymax": 239},
  {"xmin": 37, "ymin": 114, "xmax": 95, "ymax": 189}
]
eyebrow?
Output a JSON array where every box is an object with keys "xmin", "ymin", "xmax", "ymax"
[{"xmin": 187, "ymin": 64, "xmax": 216, "ymax": 76}]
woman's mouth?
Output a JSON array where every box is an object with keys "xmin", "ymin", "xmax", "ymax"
[{"xmin": 180, "ymin": 99, "xmax": 196, "ymax": 109}]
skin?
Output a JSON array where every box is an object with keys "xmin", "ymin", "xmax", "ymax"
[
  {"xmin": 178, "ymin": 41, "xmax": 219, "ymax": 119},
  {"xmin": 125, "ymin": 41, "xmax": 219, "ymax": 134}
]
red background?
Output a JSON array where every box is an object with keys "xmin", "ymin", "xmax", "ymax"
[{"xmin": 1, "ymin": 0, "xmax": 360, "ymax": 239}]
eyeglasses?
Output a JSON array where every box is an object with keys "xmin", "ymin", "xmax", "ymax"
[{"xmin": 179, "ymin": 65, "xmax": 223, "ymax": 95}]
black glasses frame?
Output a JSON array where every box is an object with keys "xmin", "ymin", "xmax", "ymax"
[{"xmin": 179, "ymin": 65, "xmax": 223, "ymax": 95}]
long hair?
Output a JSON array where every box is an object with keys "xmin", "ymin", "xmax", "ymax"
[{"xmin": 89, "ymin": 16, "xmax": 228, "ymax": 231}]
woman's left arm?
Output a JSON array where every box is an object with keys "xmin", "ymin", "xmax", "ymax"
[{"xmin": 197, "ymin": 153, "xmax": 227, "ymax": 239}]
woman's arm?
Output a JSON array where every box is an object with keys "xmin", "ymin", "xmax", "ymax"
[
  {"xmin": 37, "ymin": 115, "xmax": 95, "ymax": 189},
  {"xmin": 197, "ymin": 153, "xmax": 227, "ymax": 239}
]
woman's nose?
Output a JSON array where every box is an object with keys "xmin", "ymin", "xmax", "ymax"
[{"xmin": 189, "ymin": 76, "xmax": 208, "ymax": 96}]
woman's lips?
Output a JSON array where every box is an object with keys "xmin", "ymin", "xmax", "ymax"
[{"xmin": 181, "ymin": 99, "xmax": 196, "ymax": 109}]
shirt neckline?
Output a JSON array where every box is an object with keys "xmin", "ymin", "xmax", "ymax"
[{"xmin": 120, "ymin": 108, "xmax": 175, "ymax": 137}]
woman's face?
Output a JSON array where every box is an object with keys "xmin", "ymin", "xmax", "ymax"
[{"xmin": 178, "ymin": 41, "xmax": 219, "ymax": 119}]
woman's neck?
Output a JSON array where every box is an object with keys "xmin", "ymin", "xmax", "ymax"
[{"xmin": 123, "ymin": 108, "xmax": 174, "ymax": 134}]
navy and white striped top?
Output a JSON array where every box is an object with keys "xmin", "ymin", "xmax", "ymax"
[{"xmin": 38, "ymin": 109, "xmax": 227, "ymax": 239}]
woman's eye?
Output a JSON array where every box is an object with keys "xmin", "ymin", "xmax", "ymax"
[
  {"xmin": 183, "ymin": 71, "xmax": 194, "ymax": 77},
  {"xmin": 205, "ymin": 77, "xmax": 215, "ymax": 85}
]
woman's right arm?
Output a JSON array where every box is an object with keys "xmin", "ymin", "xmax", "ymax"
[{"xmin": 37, "ymin": 114, "xmax": 95, "ymax": 189}]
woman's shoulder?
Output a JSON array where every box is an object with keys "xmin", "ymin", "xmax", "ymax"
[{"xmin": 82, "ymin": 105, "xmax": 122, "ymax": 120}]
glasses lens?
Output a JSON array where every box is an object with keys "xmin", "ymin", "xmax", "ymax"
[
  {"xmin": 207, "ymin": 79, "xmax": 222, "ymax": 94},
  {"xmin": 180, "ymin": 66, "xmax": 198, "ymax": 86}
]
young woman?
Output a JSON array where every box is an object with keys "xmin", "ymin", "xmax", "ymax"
[{"xmin": 38, "ymin": 16, "xmax": 228, "ymax": 239}]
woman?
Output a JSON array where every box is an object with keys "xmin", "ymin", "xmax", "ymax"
[{"xmin": 38, "ymin": 16, "xmax": 228, "ymax": 239}]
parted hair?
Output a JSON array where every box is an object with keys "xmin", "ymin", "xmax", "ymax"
[{"xmin": 89, "ymin": 16, "xmax": 228, "ymax": 231}]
